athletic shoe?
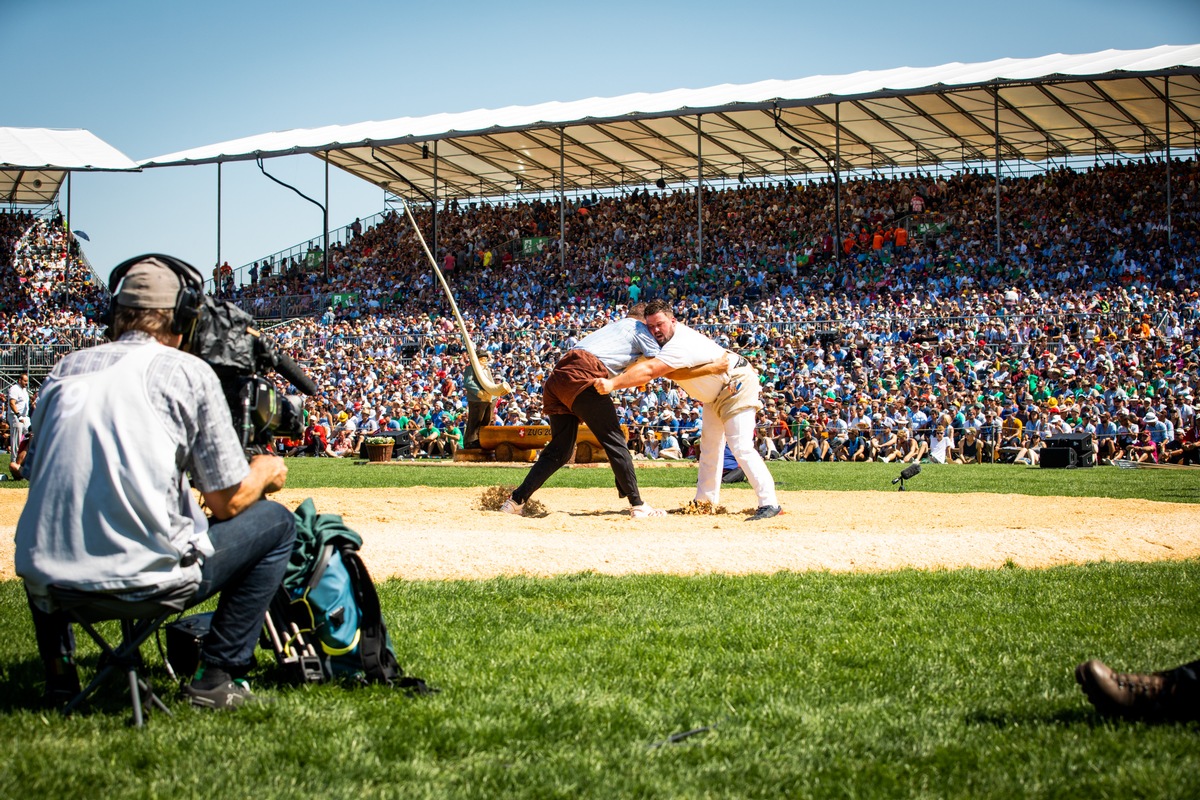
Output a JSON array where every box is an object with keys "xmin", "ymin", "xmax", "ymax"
[
  {"xmin": 500, "ymin": 498, "xmax": 524, "ymax": 516},
  {"xmin": 1075, "ymin": 658, "xmax": 1200, "ymax": 721},
  {"xmin": 182, "ymin": 678, "xmax": 261, "ymax": 710},
  {"xmin": 630, "ymin": 504, "xmax": 666, "ymax": 518},
  {"xmin": 746, "ymin": 505, "xmax": 782, "ymax": 521},
  {"xmin": 42, "ymin": 660, "xmax": 81, "ymax": 708}
]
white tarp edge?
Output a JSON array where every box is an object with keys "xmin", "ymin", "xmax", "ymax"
[
  {"xmin": 0, "ymin": 128, "xmax": 139, "ymax": 171},
  {"xmin": 140, "ymin": 44, "xmax": 1200, "ymax": 167}
]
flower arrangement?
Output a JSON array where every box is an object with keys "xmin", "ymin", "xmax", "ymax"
[{"xmin": 365, "ymin": 436, "xmax": 394, "ymax": 445}]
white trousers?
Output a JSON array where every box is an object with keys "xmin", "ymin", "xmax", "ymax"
[
  {"xmin": 696, "ymin": 404, "xmax": 778, "ymax": 508},
  {"xmin": 7, "ymin": 415, "xmax": 25, "ymax": 456}
]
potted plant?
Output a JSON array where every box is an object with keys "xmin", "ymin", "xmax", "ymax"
[{"xmin": 364, "ymin": 435, "xmax": 394, "ymax": 462}]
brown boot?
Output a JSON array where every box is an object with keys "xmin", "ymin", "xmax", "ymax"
[{"xmin": 1075, "ymin": 658, "xmax": 1200, "ymax": 721}]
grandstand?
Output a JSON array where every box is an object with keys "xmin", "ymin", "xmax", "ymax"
[
  {"xmin": 3, "ymin": 47, "xmax": 1198, "ymax": 464},
  {"xmin": 1, "ymin": 128, "xmax": 138, "ymax": 389},
  {"xmin": 248, "ymin": 156, "xmax": 1199, "ymax": 465}
]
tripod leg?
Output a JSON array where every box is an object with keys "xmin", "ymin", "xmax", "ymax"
[{"xmin": 128, "ymin": 668, "xmax": 144, "ymax": 727}]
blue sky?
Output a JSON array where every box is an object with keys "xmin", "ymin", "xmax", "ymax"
[{"xmin": 5, "ymin": 0, "xmax": 1198, "ymax": 277}]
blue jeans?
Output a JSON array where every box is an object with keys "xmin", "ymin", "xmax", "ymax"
[
  {"xmin": 28, "ymin": 499, "xmax": 296, "ymax": 677},
  {"xmin": 192, "ymin": 499, "xmax": 296, "ymax": 672}
]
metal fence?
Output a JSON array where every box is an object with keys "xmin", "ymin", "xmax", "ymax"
[
  {"xmin": 233, "ymin": 293, "xmax": 330, "ymax": 321},
  {"xmin": 216, "ymin": 207, "xmax": 400, "ymax": 295},
  {"xmin": 0, "ymin": 343, "xmax": 91, "ymax": 383}
]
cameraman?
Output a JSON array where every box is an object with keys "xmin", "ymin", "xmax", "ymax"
[{"xmin": 15, "ymin": 255, "xmax": 295, "ymax": 710}]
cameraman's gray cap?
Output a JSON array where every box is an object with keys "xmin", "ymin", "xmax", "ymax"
[{"xmin": 114, "ymin": 257, "xmax": 183, "ymax": 309}]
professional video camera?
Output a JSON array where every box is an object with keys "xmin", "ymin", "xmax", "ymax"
[{"xmin": 185, "ymin": 296, "xmax": 318, "ymax": 454}]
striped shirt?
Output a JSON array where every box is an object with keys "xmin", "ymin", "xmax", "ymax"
[
  {"xmin": 29, "ymin": 330, "xmax": 248, "ymax": 493},
  {"xmin": 573, "ymin": 317, "xmax": 661, "ymax": 375},
  {"xmin": 18, "ymin": 331, "xmax": 249, "ymax": 597}
]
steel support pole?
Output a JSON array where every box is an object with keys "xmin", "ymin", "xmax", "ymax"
[
  {"xmin": 324, "ymin": 153, "xmax": 330, "ymax": 281},
  {"xmin": 64, "ymin": 170, "xmax": 71, "ymax": 307},
  {"xmin": 994, "ymin": 90, "xmax": 1001, "ymax": 257},
  {"xmin": 217, "ymin": 162, "xmax": 222, "ymax": 291},
  {"xmin": 432, "ymin": 140, "xmax": 439, "ymax": 258},
  {"xmin": 696, "ymin": 115, "xmax": 703, "ymax": 269},
  {"xmin": 258, "ymin": 156, "xmax": 327, "ymax": 291},
  {"xmin": 1165, "ymin": 77, "xmax": 1172, "ymax": 245},
  {"xmin": 559, "ymin": 128, "xmax": 566, "ymax": 272},
  {"xmin": 835, "ymin": 103, "xmax": 842, "ymax": 268}
]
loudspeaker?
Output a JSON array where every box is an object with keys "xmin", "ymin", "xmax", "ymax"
[
  {"xmin": 1045, "ymin": 431, "xmax": 1092, "ymax": 449},
  {"xmin": 1040, "ymin": 447, "xmax": 1078, "ymax": 469},
  {"xmin": 1044, "ymin": 431, "xmax": 1094, "ymax": 468}
]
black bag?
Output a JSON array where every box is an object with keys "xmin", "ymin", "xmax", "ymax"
[{"xmin": 165, "ymin": 612, "xmax": 214, "ymax": 680}]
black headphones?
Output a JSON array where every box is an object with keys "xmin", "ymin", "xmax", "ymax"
[{"xmin": 106, "ymin": 253, "xmax": 206, "ymax": 341}]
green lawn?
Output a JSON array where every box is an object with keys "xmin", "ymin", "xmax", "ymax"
[
  {"xmin": 285, "ymin": 457, "xmax": 1197, "ymax": 504},
  {"xmin": 2, "ymin": 456, "xmax": 1197, "ymax": 798},
  {"xmin": 4, "ymin": 454, "xmax": 1197, "ymax": 505},
  {"xmin": 0, "ymin": 564, "xmax": 1197, "ymax": 799}
]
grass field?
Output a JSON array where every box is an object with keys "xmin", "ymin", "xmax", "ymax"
[
  {"xmin": 3, "ymin": 454, "xmax": 1198, "ymax": 504},
  {"xmin": 277, "ymin": 456, "xmax": 1200, "ymax": 504},
  {"xmin": 1, "ymin": 458, "xmax": 1197, "ymax": 798}
]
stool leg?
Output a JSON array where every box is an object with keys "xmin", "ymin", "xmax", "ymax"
[
  {"xmin": 55, "ymin": 608, "xmax": 178, "ymax": 725},
  {"xmin": 119, "ymin": 619, "xmax": 153, "ymax": 727},
  {"xmin": 138, "ymin": 677, "xmax": 173, "ymax": 716},
  {"xmin": 128, "ymin": 667, "xmax": 144, "ymax": 727}
]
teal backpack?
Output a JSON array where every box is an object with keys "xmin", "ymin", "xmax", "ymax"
[{"xmin": 263, "ymin": 499, "xmax": 427, "ymax": 690}]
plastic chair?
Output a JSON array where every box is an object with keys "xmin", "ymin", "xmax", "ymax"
[{"xmin": 46, "ymin": 584, "xmax": 195, "ymax": 727}]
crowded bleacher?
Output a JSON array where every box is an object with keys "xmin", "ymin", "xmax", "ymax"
[
  {"xmin": 3, "ymin": 155, "xmax": 1199, "ymax": 466},
  {"xmin": 1, "ymin": 211, "xmax": 108, "ymax": 347}
]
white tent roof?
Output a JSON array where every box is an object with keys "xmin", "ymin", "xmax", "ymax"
[
  {"xmin": 1, "ymin": 128, "xmax": 139, "ymax": 204},
  {"xmin": 141, "ymin": 44, "xmax": 1200, "ymax": 200}
]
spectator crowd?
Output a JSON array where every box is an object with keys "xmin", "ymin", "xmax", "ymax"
[
  {"xmin": 3, "ymin": 155, "xmax": 1199, "ymax": 467},
  {"xmin": 1, "ymin": 212, "xmax": 108, "ymax": 348}
]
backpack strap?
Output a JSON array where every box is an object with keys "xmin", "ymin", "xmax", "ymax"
[
  {"xmin": 304, "ymin": 544, "xmax": 335, "ymax": 595},
  {"xmin": 283, "ymin": 543, "xmax": 336, "ymax": 636},
  {"xmin": 338, "ymin": 544, "xmax": 401, "ymax": 685}
]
